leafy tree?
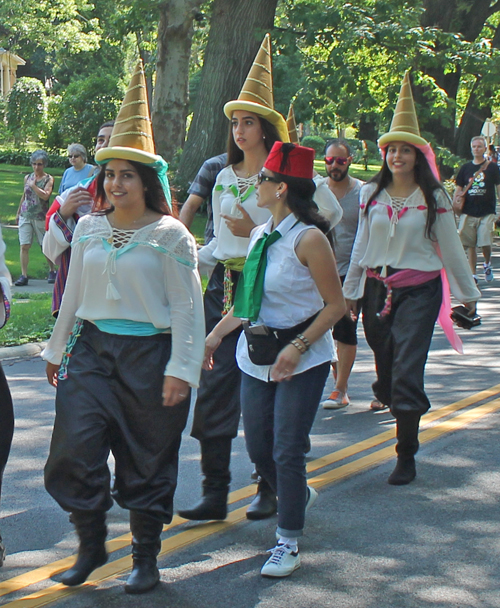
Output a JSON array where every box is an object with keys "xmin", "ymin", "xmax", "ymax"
[
  {"xmin": 51, "ymin": 74, "xmax": 124, "ymax": 151},
  {"xmin": 6, "ymin": 77, "xmax": 47, "ymax": 146}
]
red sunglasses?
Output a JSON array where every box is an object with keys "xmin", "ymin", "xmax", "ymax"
[{"xmin": 324, "ymin": 156, "xmax": 349, "ymax": 166}]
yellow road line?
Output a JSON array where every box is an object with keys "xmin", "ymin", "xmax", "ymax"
[{"xmin": 1, "ymin": 388, "xmax": 500, "ymax": 606}]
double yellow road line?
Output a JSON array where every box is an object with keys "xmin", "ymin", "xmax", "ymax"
[{"xmin": 2, "ymin": 384, "xmax": 500, "ymax": 607}]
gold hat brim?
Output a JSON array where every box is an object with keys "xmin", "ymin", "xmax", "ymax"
[
  {"xmin": 378, "ymin": 131, "xmax": 429, "ymax": 148},
  {"xmin": 95, "ymin": 146, "xmax": 161, "ymax": 166},
  {"xmin": 223, "ymin": 100, "xmax": 290, "ymax": 143}
]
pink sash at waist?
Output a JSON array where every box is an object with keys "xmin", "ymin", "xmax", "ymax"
[{"xmin": 365, "ymin": 267, "xmax": 463, "ymax": 354}]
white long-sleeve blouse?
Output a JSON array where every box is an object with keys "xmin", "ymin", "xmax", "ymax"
[
  {"xmin": 42, "ymin": 213, "xmax": 205, "ymax": 388},
  {"xmin": 343, "ymin": 184, "xmax": 481, "ymax": 304}
]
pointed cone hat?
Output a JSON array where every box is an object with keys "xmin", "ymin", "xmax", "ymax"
[
  {"xmin": 224, "ymin": 34, "xmax": 289, "ymax": 142},
  {"xmin": 378, "ymin": 70, "xmax": 428, "ymax": 148},
  {"xmin": 287, "ymin": 104, "xmax": 299, "ymax": 144},
  {"xmin": 95, "ymin": 61, "xmax": 161, "ymax": 165}
]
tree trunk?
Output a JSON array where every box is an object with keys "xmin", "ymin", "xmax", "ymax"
[
  {"xmin": 152, "ymin": 0, "xmax": 204, "ymax": 161},
  {"xmin": 455, "ymin": 78, "xmax": 492, "ymax": 158},
  {"xmin": 176, "ymin": 0, "xmax": 278, "ymax": 191},
  {"xmin": 356, "ymin": 114, "xmax": 378, "ymax": 143}
]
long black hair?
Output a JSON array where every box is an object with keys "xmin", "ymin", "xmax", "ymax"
[
  {"xmin": 272, "ymin": 143, "xmax": 332, "ymax": 246},
  {"xmin": 226, "ymin": 115, "xmax": 281, "ymax": 166},
  {"xmin": 366, "ymin": 146, "xmax": 443, "ymax": 238},
  {"xmin": 94, "ymin": 160, "xmax": 177, "ymax": 217}
]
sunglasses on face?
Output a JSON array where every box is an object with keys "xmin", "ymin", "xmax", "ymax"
[
  {"xmin": 324, "ymin": 156, "xmax": 349, "ymax": 166},
  {"xmin": 257, "ymin": 171, "xmax": 280, "ymax": 185},
  {"xmin": 68, "ymin": 154, "xmax": 81, "ymax": 159}
]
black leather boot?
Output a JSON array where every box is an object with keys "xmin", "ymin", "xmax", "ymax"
[
  {"xmin": 177, "ymin": 438, "xmax": 231, "ymax": 521},
  {"xmin": 246, "ymin": 476, "xmax": 277, "ymax": 520},
  {"xmin": 125, "ymin": 511, "xmax": 163, "ymax": 594},
  {"xmin": 388, "ymin": 413, "xmax": 421, "ymax": 486},
  {"xmin": 60, "ymin": 510, "xmax": 107, "ymax": 586}
]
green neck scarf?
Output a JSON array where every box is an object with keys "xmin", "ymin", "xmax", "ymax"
[{"xmin": 233, "ymin": 229, "xmax": 283, "ymax": 321}]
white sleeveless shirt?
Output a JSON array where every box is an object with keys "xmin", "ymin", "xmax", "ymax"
[{"xmin": 236, "ymin": 213, "xmax": 336, "ymax": 382}]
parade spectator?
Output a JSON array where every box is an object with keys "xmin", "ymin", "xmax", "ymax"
[
  {"xmin": 455, "ymin": 136, "xmax": 500, "ymax": 283},
  {"xmin": 14, "ymin": 150, "xmax": 56, "ymax": 286},
  {"xmin": 42, "ymin": 63, "xmax": 204, "ymax": 595},
  {"xmin": 58, "ymin": 144, "xmax": 95, "ymax": 194},
  {"xmin": 343, "ymin": 72, "xmax": 480, "ymax": 486},
  {"xmin": 43, "ymin": 121, "xmax": 114, "ymax": 316},
  {"xmin": 203, "ymin": 142, "xmax": 346, "ymax": 577},
  {"xmin": 179, "ymin": 153, "xmax": 228, "ymax": 244},
  {"xmin": 0, "ymin": 229, "xmax": 12, "ymax": 567}
]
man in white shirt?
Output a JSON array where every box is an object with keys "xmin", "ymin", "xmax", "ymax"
[{"xmin": 321, "ymin": 140, "xmax": 364, "ymax": 410}]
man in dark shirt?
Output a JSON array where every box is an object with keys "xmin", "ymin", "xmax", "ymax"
[
  {"xmin": 179, "ymin": 153, "xmax": 227, "ymax": 244},
  {"xmin": 455, "ymin": 136, "xmax": 500, "ymax": 282}
]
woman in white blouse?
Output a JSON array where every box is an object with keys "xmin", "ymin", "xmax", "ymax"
[
  {"xmin": 203, "ymin": 142, "xmax": 346, "ymax": 578},
  {"xmin": 343, "ymin": 72, "xmax": 480, "ymax": 487},
  {"xmin": 43, "ymin": 155, "xmax": 204, "ymax": 593}
]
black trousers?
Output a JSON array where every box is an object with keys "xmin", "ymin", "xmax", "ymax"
[
  {"xmin": 191, "ymin": 263, "xmax": 242, "ymax": 441},
  {"xmin": 44, "ymin": 322, "xmax": 190, "ymax": 523},
  {"xmin": 361, "ymin": 275, "xmax": 442, "ymax": 416},
  {"xmin": 0, "ymin": 365, "xmax": 14, "ymax": 502}
]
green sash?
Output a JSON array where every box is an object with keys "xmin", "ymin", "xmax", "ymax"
[{"xmin": 233, "ymin": 229, "xmax": 282, "ymax": 321}]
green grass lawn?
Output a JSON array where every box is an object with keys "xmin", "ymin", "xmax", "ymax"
[
  {"xmin": 1, "ymin": 163, "xmax": 65, "ymax": 280},
  {"xmin": 1, "ymin": 292, "xmax": 54, "ymax": 347}
]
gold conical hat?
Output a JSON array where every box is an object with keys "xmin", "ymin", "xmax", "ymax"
[
  {"xmin": 378, "ymin": 70, "xmax": 428, "ymax": 148},
  {"xmin": 287, "ymin": 104, "xmax": 299, "ymax": 144},
  {"xmin": 224, "ymin": 34, "xmax": 289, "ymax": 143},
  {"xmin": 96, "ymin": 61, "xmax": 160, "ymax": 164}
]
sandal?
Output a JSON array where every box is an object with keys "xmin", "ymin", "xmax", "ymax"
[{"xmin": 370, "ymin": 399, "xmax": 388, "ymax": 411}]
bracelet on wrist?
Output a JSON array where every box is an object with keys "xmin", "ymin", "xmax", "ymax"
[
  {"xmin": 295, "ymin": 333, "xmax": 311, "ymax": 350},
  {"xmin": 290, "ymin": 339, "xmax": 307, "ymax": 354}
]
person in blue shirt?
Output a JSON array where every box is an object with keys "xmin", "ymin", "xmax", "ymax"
[{"xmin": 59, "ymin": 144, "xmax": 95, "ymax": 194}]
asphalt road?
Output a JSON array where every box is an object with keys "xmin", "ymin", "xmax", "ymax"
[{"xmin": 1, "ymin": 258, "xmax": 500, "ymax": 608}]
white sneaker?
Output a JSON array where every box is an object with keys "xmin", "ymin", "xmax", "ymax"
[
  {"xmin": 261, "ymin": 544, "xmax": 301, "ymax": 577},
  {"xmin": 322, "ymin": 388, "xmax": 350, "ymax": 409}
]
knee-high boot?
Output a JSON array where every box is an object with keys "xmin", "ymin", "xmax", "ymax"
[
  {"xmin": 246, "ymin": 475, "xmax": 277, "ymax": 520},
  {"xmin": 177, "ymin": 437, "xmax": 231, "ymax": 521},
  {"xmin": 125, "ymin": 511, "xmax": 163, "ymax": 594},
  {"xmin": 60, "ymin": 510, "xmax": 107, "ymax": 586},
  {"xmin": 388, "ymin": 413, "xmax": 421, "ymax": 485}
]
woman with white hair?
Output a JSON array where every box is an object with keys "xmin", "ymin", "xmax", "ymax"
[
  {"xmin": 59, "ymin": 143, "xmax": 95, "ymax": 194},
  {"xmin": 15, "ymin": 150, "xmax": 56, "ymax": 286}
]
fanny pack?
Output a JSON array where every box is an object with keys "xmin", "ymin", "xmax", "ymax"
[{"xmin": 242, "ymin": 312, "xmax": 320, "ymax": 366}]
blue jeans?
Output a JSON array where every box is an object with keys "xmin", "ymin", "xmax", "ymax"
[{"xmin": 240, "ymin": 362, "xmax": 330, "ymax": 537}]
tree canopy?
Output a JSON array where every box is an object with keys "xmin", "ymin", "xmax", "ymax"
[{"xmin": 1, "ymin": 0, "xmax": 499, "ymax": 178}]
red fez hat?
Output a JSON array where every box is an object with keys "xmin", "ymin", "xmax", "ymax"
[{"xmin": 264, "ymin": 142, "xmax": 315, "ymax": 179}]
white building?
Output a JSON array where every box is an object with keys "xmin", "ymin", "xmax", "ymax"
[{"xmin": 0, "ymin": 49, "xmax": 26, "ymax": 97}]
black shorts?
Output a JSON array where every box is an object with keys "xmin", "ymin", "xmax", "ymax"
[{"xmin": 332, "ymin": 275, "xmax": 360, "ymax": 346}]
